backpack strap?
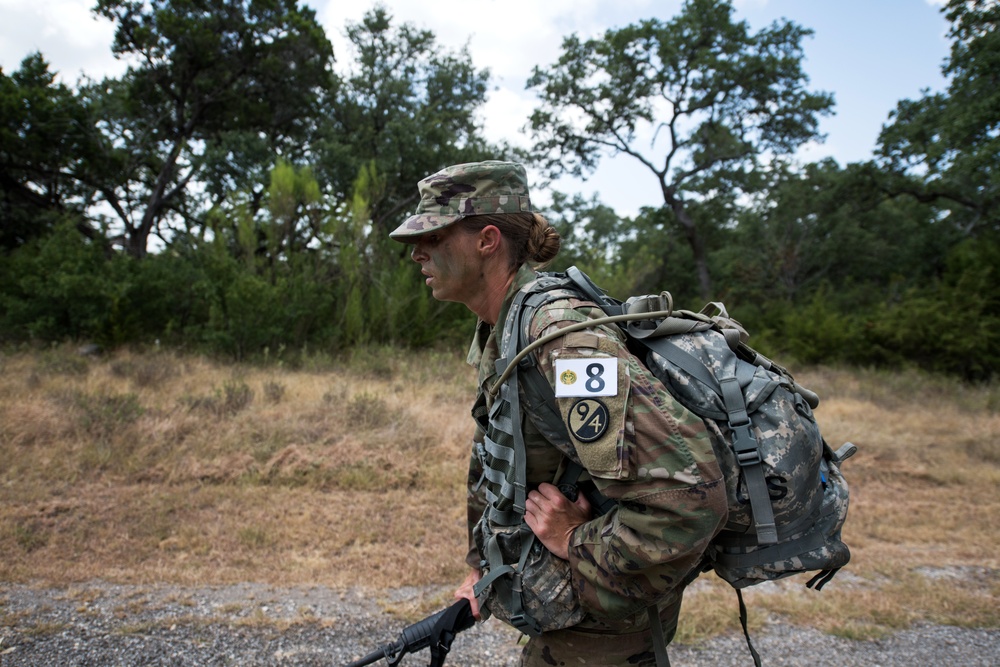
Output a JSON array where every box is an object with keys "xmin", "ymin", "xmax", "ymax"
[
  {"xmin": 473, "ymin": 285, "xmax": 547, "ymax": 637},
  {"xmin": 647, "ymin": 606, "xmax": 672, "ymax": 667},
  {"xmin": 635, "ymin": 336, "xmax": 779, "ymax": 545},
  {"xmin": 736, "ymin": 589, "xmax": 763, "ymax": 667}
]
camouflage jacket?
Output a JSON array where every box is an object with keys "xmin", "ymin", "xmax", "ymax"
[{"xmin": 466, "ymin": 266, "xmax": 728, "ymax": 631}]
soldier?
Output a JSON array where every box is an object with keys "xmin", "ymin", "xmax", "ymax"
[{"xmin": 389, "ymin": 160, "xmax": 728, "ymax": 667}]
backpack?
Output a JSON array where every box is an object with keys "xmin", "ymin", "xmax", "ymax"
[{"xmin": 475, "ymin": 266, "xmax": 856, "ymax": 666}]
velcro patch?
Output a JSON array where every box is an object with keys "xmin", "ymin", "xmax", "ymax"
[{"xmin": 554, "ymin": 356, "xmax": 632, "ymax": 480}]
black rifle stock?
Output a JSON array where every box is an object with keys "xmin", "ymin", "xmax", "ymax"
[{"xmin": 345, "ymin": 598, "xmax": 476, "ymax": 667}]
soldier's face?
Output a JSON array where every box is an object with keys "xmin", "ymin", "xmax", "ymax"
[{"xmin": 410, "ymin": 225, "xmax": 485, "ymax": 305}]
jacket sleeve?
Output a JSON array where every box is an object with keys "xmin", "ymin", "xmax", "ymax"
[{"xmin": 531, "ymin": 300, "xmax": 729, "ymax": 621}]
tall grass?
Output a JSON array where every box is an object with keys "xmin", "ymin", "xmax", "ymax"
[{"xmin": 0, "ymin": 347, "xmax": 997, "ymax": 640}]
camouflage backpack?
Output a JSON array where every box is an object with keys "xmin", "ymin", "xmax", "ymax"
[{"xmin": 476, "ymin": 266, "xmax": 856, "ymax": 665}]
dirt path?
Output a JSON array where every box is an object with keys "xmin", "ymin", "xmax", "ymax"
[{"xmin": 1, "ymin": 582, "xmax": 998, "ymax": 666}]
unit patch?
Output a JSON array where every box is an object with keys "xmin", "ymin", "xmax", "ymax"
[{"xmin": 567, "ymin": 398, "xmax": 610, "ymax": 443}]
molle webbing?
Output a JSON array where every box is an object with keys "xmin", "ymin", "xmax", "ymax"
[
  {"xmin": 481, "ymin": 358, "xmax": 526, "ymax": 525},
  {"xmin": 477, "ymin": 276, "xmax": 579, "ymax": 524},
  {"xmin": 473, "ymin": 285, "xmax": 546, "ymax": 635}
]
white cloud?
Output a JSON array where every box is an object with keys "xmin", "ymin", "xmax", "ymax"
[{"xmin": 0, "ymin": 0, "xmax": 124, "ymax": 82}]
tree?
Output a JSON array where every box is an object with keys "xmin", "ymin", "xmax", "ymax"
[
  {"xmin": 527, "ymin": 0, "xmax": 833, "ymax": 298},
  {"xmin": 315, "ymin": 7, "xmax": 499, "ymax": 234},
  {"xmin": 90, "ymin": 0, "xmax": 335, "ymax": 258},
  {"xmin": 720, "ymin": 160, "xmax": 953, "ymax": 307},
  {"xmin": 877, "ymin": 0, "xmax": 1000, "ymax": 234},
  {"xmin": 0, "ymin": 54, "xmax": 101, "ymax": 250}
]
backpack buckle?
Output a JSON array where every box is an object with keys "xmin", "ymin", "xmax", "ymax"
[
  {"xmin": 509, "ymin": 612, "xmax": 543, "ymax": 637},
  {"xmin": 732, "ymin": 425, "xmax": 762, "ymax": 467}
]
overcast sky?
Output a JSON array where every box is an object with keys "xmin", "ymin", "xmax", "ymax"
[{"xmin": 1, "ymin": 0, "xmax": 952, "ymax": 216}]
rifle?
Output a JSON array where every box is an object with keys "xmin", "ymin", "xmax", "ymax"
[{"xmin": 345, "ymin": 598, "xmax": 477, "ymax": 667}]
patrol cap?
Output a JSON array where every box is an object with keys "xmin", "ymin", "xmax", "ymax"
[{"xmin": 389, "ymin": 160, "xmax": 534, "ymax": 241}]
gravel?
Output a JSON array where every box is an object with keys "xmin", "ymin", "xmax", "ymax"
[{"xmin": 1, "ymin": 581, "xmax": 997, "ymax": 666}]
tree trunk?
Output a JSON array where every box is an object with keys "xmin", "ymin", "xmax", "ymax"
[{"xmin": 668, "ymin": 198, "xmax": 713, "ymax": 300}]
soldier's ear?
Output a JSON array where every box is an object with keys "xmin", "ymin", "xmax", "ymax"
[{"xmin": 477, "ymin": 225, "xmax": 503, "ymax": 257}]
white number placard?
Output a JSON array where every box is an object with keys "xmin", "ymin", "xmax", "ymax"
[{"xmin": 554, "ymin": 358, "xmax": 618, "ymax": 397}]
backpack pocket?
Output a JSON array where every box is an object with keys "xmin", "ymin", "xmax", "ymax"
[
  {"xmin": 707, "ymin": 454, "xmax": 851, "ymax": 588},
  {"xmin": 474, "ymin": 518, "xmax": 586, "ymax": 633}
]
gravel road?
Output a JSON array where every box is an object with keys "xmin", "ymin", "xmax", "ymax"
[{"xmin": 1, "ymin": 581, "xmax": 997, "ymax": 666}]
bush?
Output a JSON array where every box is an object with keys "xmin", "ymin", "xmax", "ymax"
[
  {"xmin": 779, "ymin": 288, "xmax": 858, "ymax": 366},
  {"xmin": 841, "ymin": 239, "xmax": 998, "ymax": 381},
  {"xmin": 0, "ymin": 221, "xmax": 120, "ymax": 342}
]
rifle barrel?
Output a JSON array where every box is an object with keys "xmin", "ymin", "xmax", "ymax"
[{"xmin": 344, "ymin": 644, "xmax": 393, "ymax": 667}]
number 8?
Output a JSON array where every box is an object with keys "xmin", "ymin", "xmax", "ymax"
[{"xmin": 585, "ymin": 363, "xmax": 606, "ymax": 393}]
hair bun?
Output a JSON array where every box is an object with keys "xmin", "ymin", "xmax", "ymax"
[{"xmin": 529, "ymin": 214, "xmax": 561, "ymax": 266}]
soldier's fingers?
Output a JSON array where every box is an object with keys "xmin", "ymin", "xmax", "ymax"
[
  {"xmin": 527, "ymin": 488, "xmax": 553, "ymax": 512},
  {"xmin": 535, "ymin": 482, "xmax": 565, "ymax": 502}
]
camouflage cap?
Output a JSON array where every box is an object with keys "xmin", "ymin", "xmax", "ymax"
[{"xmin": 389, "ymin": 161, "xmax": 534, "ymax": 241}]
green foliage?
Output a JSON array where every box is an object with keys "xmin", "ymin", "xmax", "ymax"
[
  {"xmin": 0, "ymin": 53, "xmax": 99, "ymax": 250},
  {"xmin": 860, "ymin": 239, "xmax": 1000, "ymax": 380},
  {"xmin": 717, "ymin": 160, "xmax": 956, "ymax": 310},
  {"xmin": 315, "ymin": 7, "xmax": 500, "ymax": 235},
  {"xmin": 527, "ymin": 0, "xmax": 834, "ymax": 297},
  {"xmin": 90, "ymin": 0, "xmax": 336, "ymax": 257},
  {"xmin": 877, "ymin": 0, "xmax": 1000, "ymax": 234},
  {"xmin": 777, "ymin": 288, "xmax": 859, "ymax": 366},
  {"xmin": 544, "ymin": 193, "xmax": 703, "ymax": 305},
  {"xmin": 0, "ymin": 220, "xmax": 123, "ymax": 343},
  {"xmin": 732, "ymin": 237, "xmax": 1000, "ymax": 381},
  {"xmin": 2, "ymin": 0, "xmax": 997, "ymax": 381}
]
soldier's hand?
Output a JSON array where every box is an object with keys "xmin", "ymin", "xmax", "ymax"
[
  {"xmin": 454, "ymin": 568, "xmax": 483, "ymax": 619},
  {"xmin": 524, "ymin": 482, "xmax": 592, "ymax": 560}
]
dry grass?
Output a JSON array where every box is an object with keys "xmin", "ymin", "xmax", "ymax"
[
  {"xmin": 0, "ymin": 345, "xmax": 476, "ymax": 591},
  {"xmin": 1, "ymin": 348, "xmax": 997, "ymax": 640}
]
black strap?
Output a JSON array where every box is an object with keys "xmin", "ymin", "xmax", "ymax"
[
  {"xmin": 806, "ymin": 568, "xmax": 841, "ymax": 591},
  {"xmin": 426, "ymin": 599, "xmax": 476, "ymax": 667},
  {"xmin": 647, "ymin": 605, "xmax": 671, "ymax": 667},
  {"xmin": 736, "ymin": 589, "xmax": 763, "ymax": 667}
]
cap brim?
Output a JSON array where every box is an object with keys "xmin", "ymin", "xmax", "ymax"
[{"xmin": 388, "ymin": 213, "xmax": 464, "ymax": 241}]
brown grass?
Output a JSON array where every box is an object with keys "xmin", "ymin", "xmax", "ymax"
[{"xmin": 1, "ymin": 348, "xmax": 997, "ymax": 639}]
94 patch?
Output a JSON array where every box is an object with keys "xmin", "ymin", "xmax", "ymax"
[{"xmin": 567, "ymin": 398, "xmax": 610, "ymax": 443}]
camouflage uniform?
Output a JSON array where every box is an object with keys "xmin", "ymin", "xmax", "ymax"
[
  {"xmin": 466, "ymin": 266, "xmax": 728, "ymax": 665},
  {"xmin": 392, "ymin": 161, "xmax": 729, "ymax": 667}
]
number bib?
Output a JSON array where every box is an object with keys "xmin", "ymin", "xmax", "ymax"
[{"xmin": 555, "ymin": 358, "xmax": 618, "ymax": 397}]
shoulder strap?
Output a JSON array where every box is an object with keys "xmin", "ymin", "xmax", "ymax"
[
  {"xmin": 489, "ymin": 274, "xmax": 674, "ymax": 397},
  {"xmin": 630, "ymin": 333, "xmax": 779, "ymax": 545}
]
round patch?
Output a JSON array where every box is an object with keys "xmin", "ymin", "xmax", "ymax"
[
  {"xmin": 559, "ymin": 369, "xmax": 578, "ymax": 386},
  {"xmin": 567, "ymin": 399, "xmax": 610, "ymax": 443}
]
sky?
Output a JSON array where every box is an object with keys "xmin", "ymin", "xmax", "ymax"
[{"xmin": 0, "ymin": 0, "xmax": 953, "ymax": 217}]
